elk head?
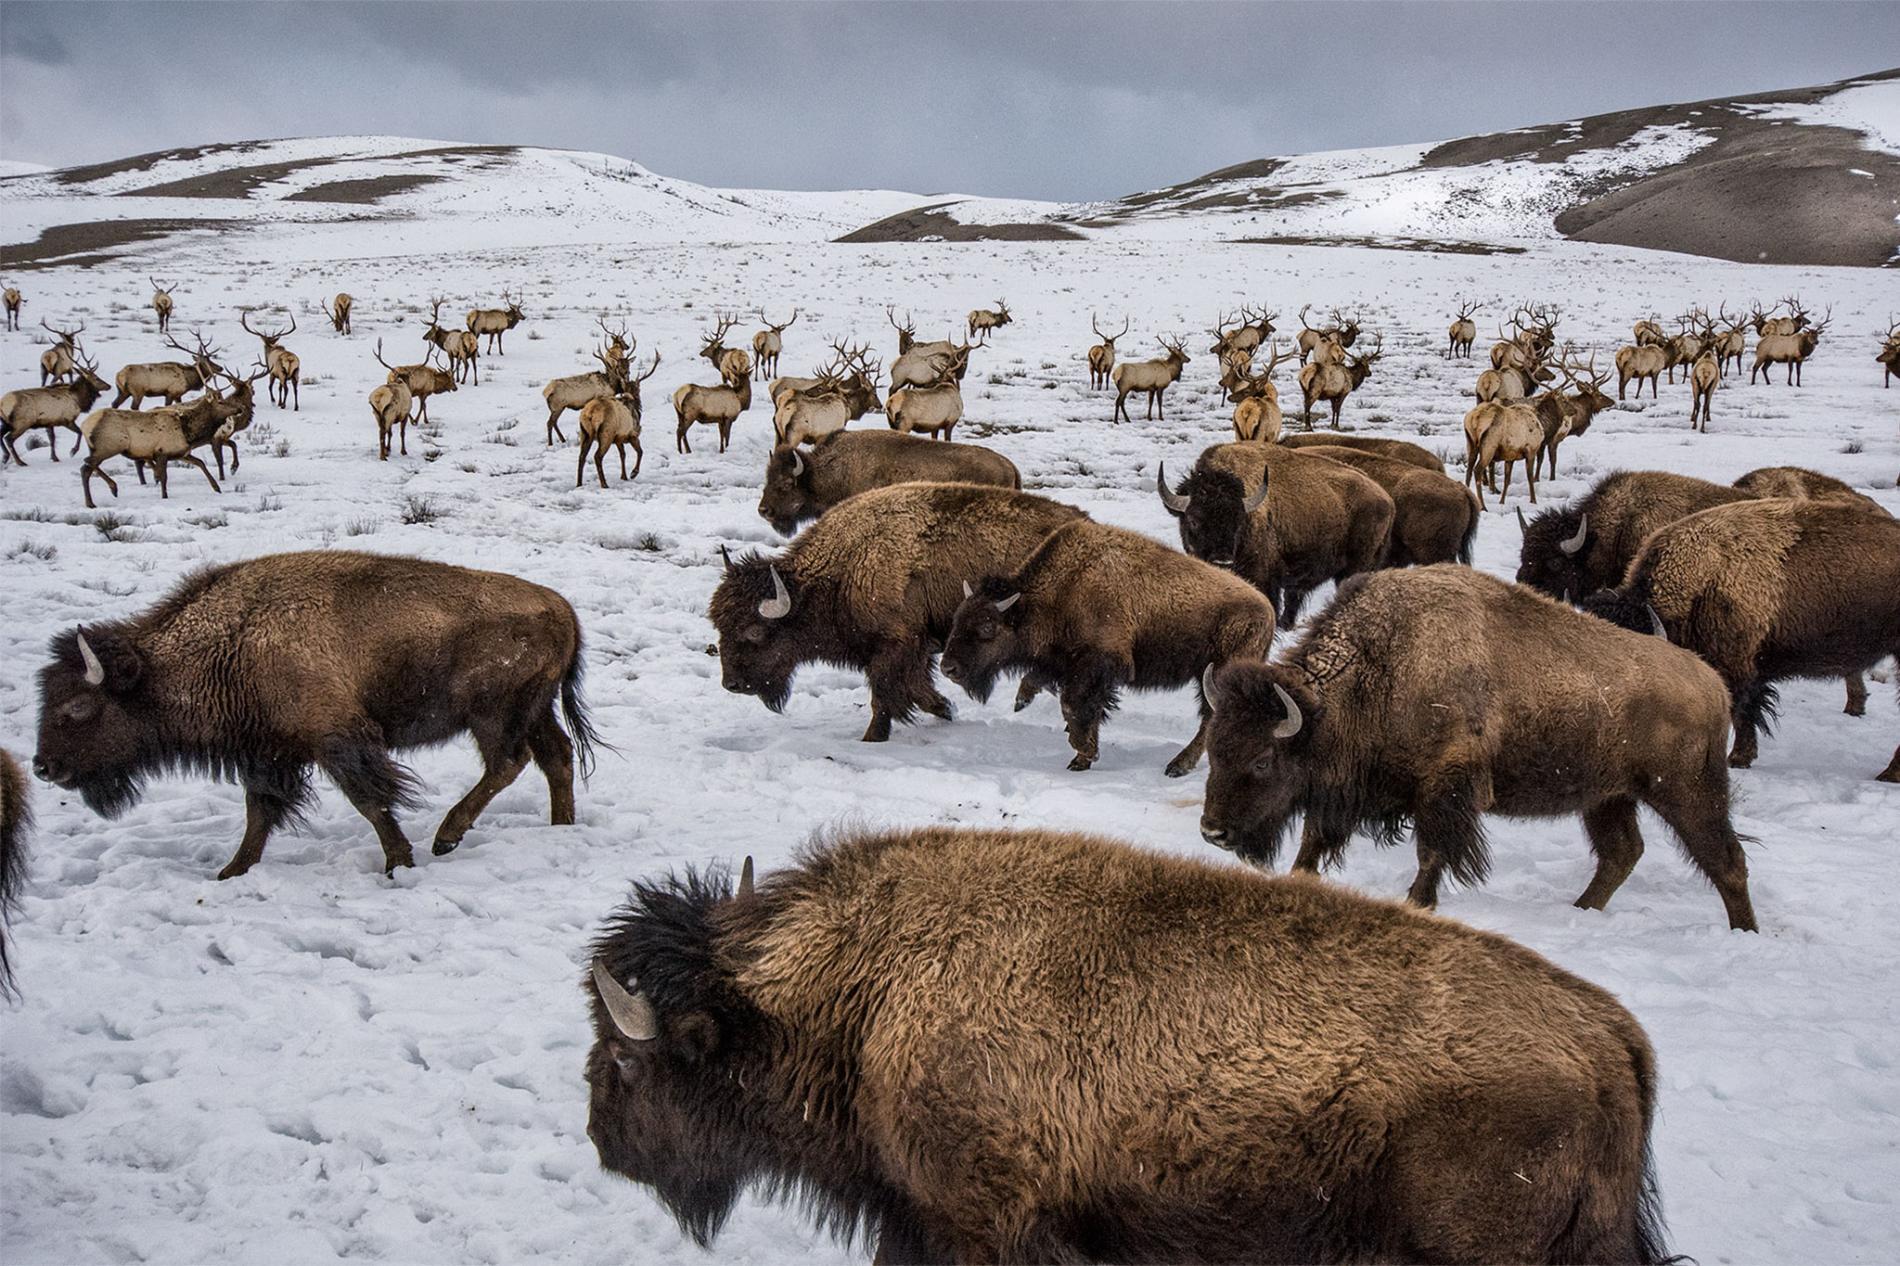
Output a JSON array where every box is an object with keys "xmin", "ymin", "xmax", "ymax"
[
  {"xmin": 40, "ymin": 317, "xmax": 83, "ymax": 348},
  {"xmin": 162, "ymin": 328, "xmax": 224, "ymax": 381},
  {"xmin": 241, "ymin": 308, "xmax": 295, "ymax": 349},
  {"xmin": 1092, "ymin": 312, "xmax": 1129, "ymax": 349},
  {"xmin": 885, "ymin": 305, "xmax": 916, "ymax": 355},
  {"xmin": 699, "ymin": 313, "xmax": 740, "ymax": 366}
]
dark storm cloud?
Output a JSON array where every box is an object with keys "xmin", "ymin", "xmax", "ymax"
[{"xmin": 2, "ymin": 2, "xmax": 1896, "ymax": 198}]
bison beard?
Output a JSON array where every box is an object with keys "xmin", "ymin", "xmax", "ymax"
[{"xmin": 584, "ymin": 827, "xmax": 1678, "ymax": 1264}]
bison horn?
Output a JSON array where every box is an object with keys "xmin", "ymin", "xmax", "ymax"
[
  {"xmin": 1156, "ymin": 462, "xmax": 1190, "ymax": 514},
  {"xmin": 962, "ymin": 580, "xmax": 974, "ymax": 600},
  {"xmin": 718, "ymin": 544, "xmax": 735, "ymax": 573},
  {"xmin": 591, "ymin": 960, "xmax": 658, "ymax": 1042},
  {"xmin": 789, "ymin": 449, "xmax": 804, "ymax": 477},
  {"xmin": 1242, "ymin": 473, "xmax": 1270, "ymax": 516},
  {"xmin": 993, "ymin": 592, "xmax": 1021, "ymax": 613},
  {"xmin": 1516, "ymin": 506, "xmax": 1529, "ymax": 534},
  {"xmin": 738, "ymin": 855, "xmax": 755, "ymax": 899},
  {"xmin": 1646, "ymin": 604, "xmax": 1669, "ymax": 641},
  {"xmin": 1558, "ymin": 513, "xmax": 1587, "ymax": 556},
  {"xmin": 1202, "ymin": 664, "xmax": 1218, "ymax": 709},
  {"xmin": 76, "ymin": 630, "xmax": 105, "ymax": 687},
  {"xmin": 1271, "ymin": 681, "xmax": 1303, "ymax": 739},
  {"xmin": 758, "ymin": 566, "xmax": 793, "ymax": 620}
]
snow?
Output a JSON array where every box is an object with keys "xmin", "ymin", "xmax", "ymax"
[
  {"xmin": 1746, "ymin": 78, "xmax": 1900, "ymax": 157},
  {"xmin": 3, "ymin": 195, "xmax": 1900, "ymax": 1266}
]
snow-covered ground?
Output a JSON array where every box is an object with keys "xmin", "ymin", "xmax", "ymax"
[
  {"xmin": 1745, "ymin": 76, "xmax": 1900, "ymax": 157},
  {"xmin": 2, "ymin": 222, "xmax": 1898, "ymax": 1265}
]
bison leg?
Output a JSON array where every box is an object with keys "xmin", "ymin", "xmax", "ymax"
[
  {"xmin": 218, "ymin": 772, "xmax": 314, "ymax": 880},
  {"xmin": 1404, "ymin": 768, "xmax": 1490, "ymax": 908},
  {"xmin": 1058, "ymin": 660, "xmax": 1122, "ymax": 772},
  {"xmin": 527, "ymin": 712, "xmax": 577, "ymax": 825},
  {"xmin": 433, "ymin": 747, "xmax": 531, "ymax": 855},
  {"xmin": 862, "ymin": 647, "xmax": 942, "ymax": 742},
  {"xmin": 318, "ymin": 739, "xmax": 418, "ymax": 875},
  {"xmin": 1646, "ymin": 785, "xmax": 1757, "ymax": 931},
  {"xmin": 1575, "ymin": 798, "xmax": 1645, "ymax": 911},
  {"xmin": 1727, "ymin": 680, "xmax": 1772, "ymax": 768},
  {"xmin": 1291, "ymin": 817, "xmax": 1351, "ymax": 872},
  {"xmin": 1844, "ymin": 671, "xmax": 1868, "ymax": 717},
  {"xmin": 1878, "ymin": 744, "xmax": 1900, "ymax": 784}
]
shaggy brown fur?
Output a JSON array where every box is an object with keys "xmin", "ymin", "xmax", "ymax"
[
  {"xmin": 1162, "ymin": 442, "xmax": 1394, "ymax": 623},
  {"xmin": 1202, "ymin": 566, "xmax": 1758, "ymax": 930},
  {"xmin": 941, "ymin": 520, "xmax": 1275, "ymax": 774},
  {"xmin": 1582, "ymin": 500, "xmax": 1900, "ymax": 780},
  {"xmin": 755, "ymin": 431, "xmax": 1019, "ymax": 536},
  {"xmin": 1732, "ymin": 466, "xmax": 1887, "ymax": 515},
  {"xmin": 1516, "ymin": 470, "xmax": 1754, "ymax": 604},
  {"xmin": 1299, "ymin": 445, "xmax": 1479, "ymax": 567},
  {"xmin": 709, "ymin": 483, "xmax": 1084, "ymax": 743},
  {"xmin": 585, "ymin": 826, "xmax": 1675, "ymax": 1264},
  {"xmin": 1278, "ymin": 431, "xmax": 1444, "ymax": 471},
  {"xmin": 34, "ymin": 552, "xmax": 597, "ymax": 879},
  {"xmin": 0, "ymin": 750, "xmax": 29, "ymax": 997}
]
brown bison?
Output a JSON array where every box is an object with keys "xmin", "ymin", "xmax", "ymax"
[
  {"xmin": 755, "ymin": 430, "xmax": 1020, "ymax": 536},
  {"xmin": 33, "ymin": 552, "xmax": 598, "ymax": 880},
  {"xmin": 585, "ymin": 826, "xmax": 1676, "ymax": 1263},
  {"xmin": 1159, "ymin": 442, "xmax": 1394, "ymax": 622},
  {"xmin": 1731, "ymin": 465, "xmax": 1887, "ymax": 514},
  {"xmin": 0, "ymin": 750, "xmax": 28, "ymax": 997},
  {"xmin": 1278, "ymin": 430, "xmax": 1445, "ymax": 471},
  {"xmin": 1299, "ymin": 444, "xmax": 1479, "ymax": 567},
  {"xmin": 1201, "ymin": 566, "xmax": 1759, "ymax": 930},
  {"xmin": 1582, "ymin": 500, "xmax": 1900, "ymax": 780},
  {"xmin": 940, "ymin": 520, "xmax": 1275, "ymax": 774},
  {"xmin": 710, "ymin": 483, "xmax": 1085, "ymax": 743}
]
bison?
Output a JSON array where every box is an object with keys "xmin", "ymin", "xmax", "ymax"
[
  {"xmin": 1159, "ymin": 442, "xmax": 1394, "ymax": 623},
  {"xmin": 1278, "ymin": 431, "xmax": 1445, "ymax": 472},
  {"xmin": 1582, "ymin": 499, "xmax": 1900, "ymax": 780},
  {"xmin": 940, "ymin": 519, "xmax": 1275, "ymax": 774},
  {"xmin": 1731, "ymin": 465, "xmax": 1887, "ymax": 515},
  {"xmin": 1299, "ymin": 444, "xmax": 1478, "ymax": 567},
  {"xmin": 710, "ymin": 483, "xmax": 1085, "ymax": 743},
  {"xmin": 33, "ymin": 552, "xmax": 598, "ymax": 880},
  {"xmin": 755, "ymin": 430, "xmax": 1020, "ymax": 536},
  {"xmin": 585, "ymin": 826, "xmax": 1676, "ymax": 1264},
  {"xmin": 1201, "ymin": 566, "xmax": 1759, "ymax": 930},
  {"xmin": 0, "ymin": 749, "xmax": 28, "ymax": 997}
]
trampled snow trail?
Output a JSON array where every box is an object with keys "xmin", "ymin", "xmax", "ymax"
[{"xmin": 3, "ymin": 231, "xmax": 1897, "ymax": 1264}]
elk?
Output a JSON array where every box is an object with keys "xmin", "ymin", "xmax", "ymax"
[
  {"xmin": 37, "ymin": 319, "xmax": 83, "ymax": 385},
  {"xmin": 1295, "ymin": 305, "xmax": 1358, "ymax": 365},
  {"xmin": 325, "ymin": 292, "xmax": 353, "ymax": 335},
  {"xmin": 198, "ymin": 362, "xmax": 265, "ymax": 478},
  {"xmin": 1111, "ymin": 335, "xmax": 1190, "ymax": 423},
  {"xmin": 2, "ymin": 284, "xmax": 20, "ymax": 331},
  {"xmin": 749, "ymin": 308, "xmax": 797, "ymax": 378},
  {"xmin": 1462, "ymin": 400, "xmax": 1542, "ymax": 510},
  {"xmin": 1230, "ymin": 340, "xmax": 1294, "ymax": 443},
  {"xmin": 1473, "ymin": 365, "xmax": 1541, "ymax": 404},
  {"xmin": 1633, "ymin": 315, "xmax": 1667, "ymax": 348},
  {"xmin": 595, "ymin": 315, "xmax": 634, "ymax": 377},
  {"xmin": 885, "ymin": 305, "xmax": 920, "ymax": 355},
  {"xmin": 77, "ymin": 388, "xmax": 234, "ymax": 507},
  {"xmin": 967, "ymin": 298, "xmax": 1012, "ymax": 342},
  {"xmin": 1713, "ymin": 304, "xmax": 1747, "ymax": 376},
  {"xmin": 1532, "ymin": 350, "xmax": 1613, "ymax": 479},
  {"xmin": 1878, "ymin": 316, "xmax": 1900, "ymax": 387},
  {"xmin": 1, "ymin": 351, "xmax": 108, "ymax": 464},
  {"xmin": 369, "ymin": 343, "xmax": 416, "ymax": 460},
  {"xmin": 1446, "ymin": 298, "xmax": 1479, "ymax": 358},
  {"xmin": 1753, "ymin": 296, "xmax": 1808, "ymax": 337},
  {"xmin": 1296, "ymin": 333, "xmax": 1381, "ymax": 429},
  {"xmin": 149, "ymin": 277, "xmax": 176, "ymax": 333},
  {"xmin": 1751, "ymin": 305, "xmax": 1829, "ymax": 385},
  {"xmin": 111, "ymin": 329, "xmax": 224, "ymax": 409},
  {"xmin": 376, "ymin": 342, "xmax": 458, "ymax": 424},
  {"xmin": 1614, "ymin": 341, "xmax": 1671, "ymax": 399},
  {"xmin": 1210, "ymin": 304, "xmax": 1274, "ymax": 360},
  {"xmin": 241, "ymin": 309, "xmax": 301, "ymax": 409},
  {"xmin": 423, "ymin": 299, "xmax": 479, "ymax": 385},
  {"xmin": 769, "ymin": 341, "xmax": 883, "ymax": 423},
  {"xmin": 775, "ymin": 345, "xmax": 880, "ymax": 448},
  {"xmin": 1664, "ymin": 311, "xmax": 1711, "ymax": 383},
  {"xmin": 673, "ymin": 361, "xmax": 752, "ymax": 454},
  {"xmin": 1687, "ymin": 348, "xmax": 1720, "ymax": 431},
  {"xmin": 466, "ymin": 290, "xmax": 524, "ymax": 354},
  {"xmin": 696, "ymin": 312, "xmax": 752, "ymax": 382},
  {"xmin": 543, "ymin": 346, "xmax": 644, "ymax": 445},
  {"xmin": 889, "ymin": 334, "xmax": 973, "ymax": 392},
  {"xmin": 1087, "ymin": 313, "xmax": 1128, "ymax": 390},
  {"xmin": 575, "ymin": 390, "xmax": 643, "ymax": 488},
  {"xmin": 886, "ymin": 363, "xmax": 964, "ymax": 440}
]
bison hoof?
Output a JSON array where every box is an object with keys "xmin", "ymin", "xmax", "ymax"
[
  {"xmin": 1845, "ymin": 702, "xmax": 1867, "ymax": 717},
  {"xmin": 1067, "ymin": 754, "xmax": 1094, "ymax": 772},
  {"xmin": 431, "ymin": 837, "xmax": 460, "ymax": 856},
  {"xmin": 215, "ymin": 861, "xmax": 254, "ymax": 881},
  {"xmin": 384, "ymin": 853, "xmax": 417, "ymax": 876},
  {"xmin": 1164, "ymin": 756, "xmax": 1198, "ymax": 778},
  {"xmin": 1876, "ymin": 766, "xmax": 1900, "ymax": 784},
  {"xmin": 1727, "ymin": 752, "xmax": 1756, "ymax": 769}
]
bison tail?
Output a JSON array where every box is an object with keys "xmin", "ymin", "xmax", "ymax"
[
  {"xmin": 0, "ymin": 750, "xmax": 30, "ymax": 1000},
  {"xmin": 1457, "ymin": 491, "xmax": 1481, "ymax": 565},
  {"xmin": 560, "ymin": 618, "xmax": 606, "ymax": 781}
]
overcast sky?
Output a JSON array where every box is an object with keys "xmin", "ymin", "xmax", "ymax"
[{"xmin": 3, "ymin": 2, "xmax": 1896, "ymax": 199}]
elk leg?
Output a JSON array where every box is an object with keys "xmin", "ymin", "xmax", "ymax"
[
  {"xmin": 83, "ymin": 462, "xmax": 119, "ymax": 508},
  {"xmin": 155, "ymin": 459, "xmax": 171, "ymax": 499},
  {"xmin": 527, "ymin": 710, "xmax": 577, "ymax": 825},
  {"xmin": 1575, "ymin": 798, "xmax": 1644, "ymax": 911},
  {"xmin": 1877, "ymin": 744, "xmax": 1900, "ymax": 784},
  {"xmin": 318, "ymin": 738, "xmax": 417, "ymax": 875},
  {"xmin": 616, "ymin": 443, "xmax": 628, "ymax": 481},
  {"xmin": 1844, "ymin": 672, "xmax": 1868, "ymax": 717},
  {"xmin": 547, "ymin": 410, "xmax": 566, "ymax": 446},
  {"xmin": 399, "ymin": 416, "xmax": 408, "ymax": 456},
  {"xmin": 1113, "ymin": 389, "xmax": 1131, "ymax": 423},
  {"xmin": 596, "ymin": 444, "xmax": 611, "ymax": 489},
  {"xmin": 218, "ymin": 769, "xmax": 312, "ymax": 880},
  {"xmin": 182, "ymin": 455, "xmax": 221, "ymax": 495},
  {"xmin": 433, "ymin": 746, "xmax": 531, "ymax": 855},
  {"xmin": 291, "ymin": 377, "xmax": 299, "ymax": 411},
  {"xmin": 629, "ymin": 441, "xmax": 642, "ymax": 478}
]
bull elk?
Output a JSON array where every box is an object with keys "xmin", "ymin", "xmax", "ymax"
[
  {"xmin": 1, "ymin": 349, "xmax": 108, "ymax": 464},
  {"xmin": 1087, "ymin": 313, "xmax": 1128, "ymax": 390},
  {"xmin": 112, "ymin": 328, "xmax": 225, "ymax": 409},
  {"xmin": 1446, "ymin": 299, "xmax": 1479, "ymax": 358},
  {"xmin": 424, "ymin": 299, "xmax": 479, "ymax": 385},
  {"xmin": 466, "ymin": 290, "xmax": 524, "ymax": 354},
  {"xmin": 774, "ymin": 343, "xmax": 880, "ymax": 448},
  {"xmin": 1614, "ymin": 340, "xmax": 1670, "ymax": 400},
  {"xmin": 890, "ymin": 333, "xmax": 973, "ymax": 391},
  {"xmin": 1665, "ymin": 310, "xmax": 1712, "ymax": 384},
  {"xmin": 697, "ymin": 311, "xmax": 752, "ymax": 382},
  {"xmin": 543, "ymin": 345, "xmax": 654, "ymax": 445},
  {"xmin": 1877, "ymin": 316, "xmax": 1900, "ymax": 387},
  {"xmin": 149, "ymin": 277, "xmax": 176, "ymax": 333},
  {"xmin": 376, "ymin": 342, "xmax": 458, "ymax": 425},
  {"xmin": 575, "ymin": 383, "xmax": 645, "ymax": 489},
  {"xmin": 967, "ymin": 299, "xmax": 1011, "ymax": 342},
  {"xmin": 1111, "ymin": 335, "xmax": 1190, "ymax": 423},
  {"xmin": 368, "ymin": 345, "xmax": 415, "ymax": 460},
  {"xmin": 1750, "ymin": 304, "xmax": 1829, "ymax": 386},
  {"xmin": 750, "ymin": 308, "xmax": 798, "ymax": 379},
  {"xmin": 1533, "ymin": 350, "xmax": 1613, "ymax": 479},
  {"xmin": 38, "ymin": 319, "xmax": 84, "ymax": 386},
  {"xmin": 1297, "ymin": 333, "xmax": 1382, "ymax": 429},
  {"xmin": 77, "ymin": 371, "xmax": 259, "ymax": 508},
  {"xmin": 241, "ymin": 309, "xmax": 301, "ymax": 410},
  {"xmin": 1210, "ymin": 304, "xmax": 1274, "ymax": 359},
  {"xmin": 886, "ymin": 362, "xmax": 963, "ymax": 441},
  {"xmin": 325, "ymin": 292, "xmax": 354, "ymax": 335},
  {"xmin": 1714, "ymin": 305, "xmax": 1747, "ymax": 376},
  {"xmin": 1230, "ymin": 340, "xmax": 1294, "ymax": 444},
  {"xmin": 1687, "ymin": 346, "xmax": 1720, "ymax": 432},
  {"xmin": 1633, "ymin": 316, "xmax": 1667, "ymax": 348},
  {"xmin": 1462, "ymin": 399, "xmax": 1542, "ymax": 510},
  {"xmin": 1296, "ymin": 305, "xmax": 1359, "ymax": 365},
  {"xmin": 885, "ymin": 305, "xmax": 919, "ymax": 355},
  {"xmin": 674, "ymin": 354, "xmax": 752, "ymax": 455},
  {"xmin": 2, "ymin": 284, "xmax": 20, "ymax": 331}
]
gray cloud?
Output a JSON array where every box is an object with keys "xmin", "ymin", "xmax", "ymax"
[{"xmin": 2, "ymin": 2, "xmax": 1896, "ymax": 199}]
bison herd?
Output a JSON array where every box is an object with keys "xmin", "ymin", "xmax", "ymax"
[{"xmin": 3, "ymin": 289, "xmax": 1898, "ymax": 1265}]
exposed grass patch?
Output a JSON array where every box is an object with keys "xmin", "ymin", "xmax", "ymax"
[
  {"xmin": 400, "ymin": 495, "xmax": 443, "ymax": 525},
  {"xmin": 1843, "ymin": 440, "xmax": 1864, "ymax": 454},
  {"xmin": 344, "ymin": 517, "xmax": 379, "ymax": 537},
  {"xmin": 7, "ymin": 540, "xmax": 56, "ymax": 562},
  {"xmin": 92, "ymin": 511, "xmax": 138, "ymax": 542},
  {"xmin": 1, "ymin": 506, "xmax": 58, "ymax": 523}
]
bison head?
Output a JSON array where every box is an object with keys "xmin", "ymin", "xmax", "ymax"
[
  {"xmin": 34, "ymin": 626, "xmax": 154, "ymax": 817},
  {"xmin": 586, "ymin": 865, "xmax": 763, "ymax": 1247},
  {"xmin": 1157, "ymin": 462, "xmax": 1267, "ymax": 570},
  {"xmin": 1199, "ymin": 662, "xmax": 1318, "ymax": 866},
  {"xmin": 755, "ymin": 447, "xmax": 816, "ymax": 536},
  {"xmin": 940, "ymin": 579, "xmax": 1027, "ymax": 704},
  {"xmin": 1514, "ymin": 506, "xmax": 1591, "ymax": 602},
  {"xmin": 707, "ymin": 549, "xmax": 803, "ymax": 712}
]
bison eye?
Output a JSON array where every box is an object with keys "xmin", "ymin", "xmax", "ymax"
[
  {"xmin": 64, "ymin": 695, "xmax": 100, "ymax": 723},
  {"xmin": 741, "ymin": 625, "xmax": 768, "ymax": 645},
  {"xmin": 977, "ymin": 623, "xmax": 998, "ymax": 641},
  {"xmin": 1250, "ymin": 754, "xmax": 1275, "ymax": 776}
]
